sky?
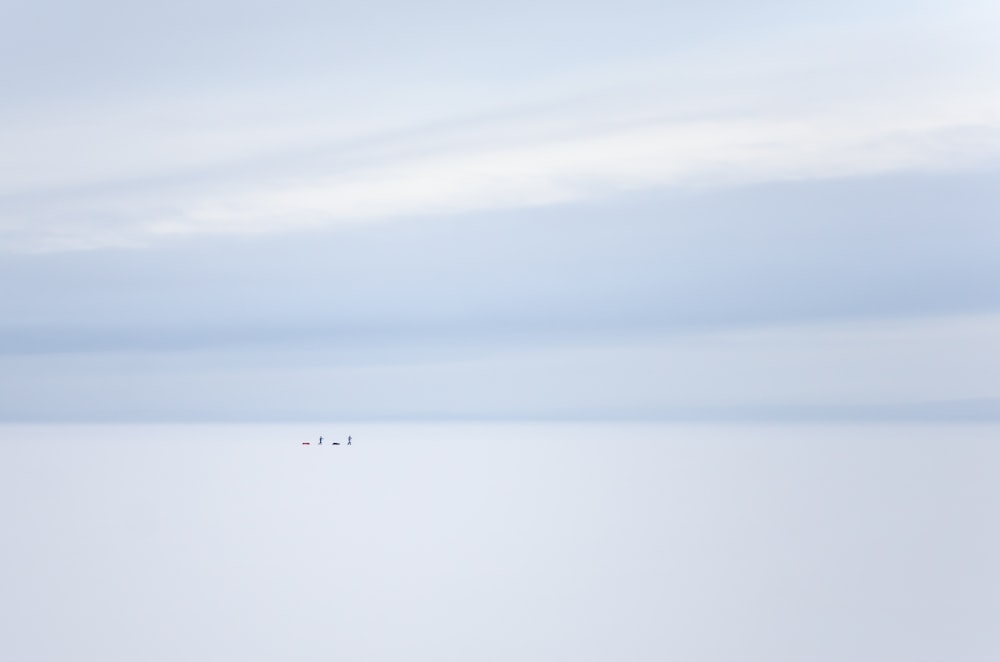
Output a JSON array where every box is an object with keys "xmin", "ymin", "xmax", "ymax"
[{"xmin": 1, "ymin": 0, "xmax": 999, "ymax": 420}]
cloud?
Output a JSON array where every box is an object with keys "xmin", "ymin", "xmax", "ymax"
[
  {"xmin": 1, "ymin": 2, "xmax": 998, "ymax": 252},
  {"xmin": 145, "ymin": 115, "xmax": 999, "ymax": 238},
  {"xmin": 2, "ymin": 313, "xmax": 999, "ymax": 421},
  {"xmin": 2, "ymin": 168, "xmax": 998, "ymax": 358}
]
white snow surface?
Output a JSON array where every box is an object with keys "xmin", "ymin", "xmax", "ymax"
[{"xmin": 1, "ymin": 422, "xmax": 998, "ymax": 661}]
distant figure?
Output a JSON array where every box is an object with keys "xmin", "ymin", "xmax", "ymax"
[
  {"xmin": 347, "ymin": 435, "xmax": 352, "ymax": 445},
  {"xmin": 319, "ymin": 436, "xmax": 323, "ymax": 445}
]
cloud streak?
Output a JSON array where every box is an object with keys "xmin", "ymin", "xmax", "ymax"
[
  {"xmin": 3, "ymin": 313, "xmax": 999, "ymax": 421},
  {"xmin": 1, "ymin": 2, "xmax": 998, "ymax": 251}
]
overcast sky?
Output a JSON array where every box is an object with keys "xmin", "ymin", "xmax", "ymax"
[{"xmin": 2, "ymin": 0, "xmax": 999, "ymax": 420}]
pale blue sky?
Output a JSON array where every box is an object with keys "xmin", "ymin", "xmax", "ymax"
[{"xmin": 1, "ymin": 0, "xmax": 999, "ymax": 420}]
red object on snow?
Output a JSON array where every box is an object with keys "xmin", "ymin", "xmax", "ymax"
[{"xmin": 302, "ymin": 442, "xmax": 311, "ymax": 445}]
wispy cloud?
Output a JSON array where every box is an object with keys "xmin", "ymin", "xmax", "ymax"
[
  {"xmin": 3, "ymin": 312, "xmax": 998, "ymax": 420},
  {"xmin": 1, "ymin": 3, "xmax": 998, "ymax": 252}
]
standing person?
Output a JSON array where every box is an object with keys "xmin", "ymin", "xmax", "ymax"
[
  {"xmin": 347, "ymin": 435, "xmax": 352, "ymax": 445},
  {"xmin": 319, "ymin": 436, "xmax": 323, "ymax": 445}
]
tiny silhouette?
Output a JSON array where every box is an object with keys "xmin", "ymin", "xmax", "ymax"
[
  {"xmin": 319, "ymin": 436, "xmax": 323, "ymax": 445},
  {"xmin": 347, "ymin": 435, "xmax": 352, "ymax": 445}
]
